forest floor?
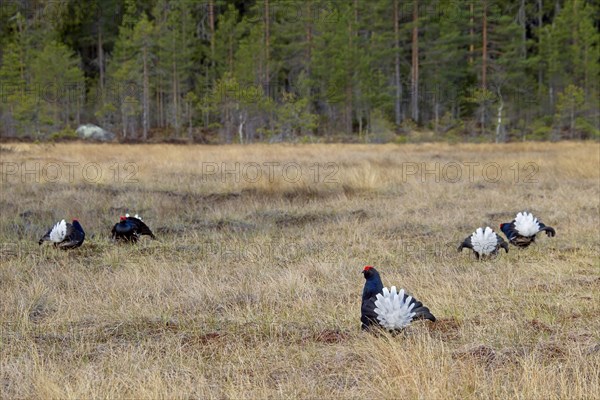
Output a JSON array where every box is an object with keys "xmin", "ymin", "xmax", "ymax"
[{"xmin": 1, "ymin": 142, "xmax": 599, "ymax": 399}]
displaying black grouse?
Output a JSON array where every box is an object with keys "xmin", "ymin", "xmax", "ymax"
[
  {"xmin": 38, "ymin": 219, "xmax": 85, "ymax": 249},
  {"xmin": 111, "ymin": 214, "xmax": 156, "ymax": 243},
  {"xmin": 500, "ymin": 212, "xmax": 555, "ymax": 248},
  {"xmin": 458, "ymin": 226, "xmax": 509, "ymax": 259},
  {"xmin": 361, "ymin": 266, "xmax": 435, "ymax": 331}
]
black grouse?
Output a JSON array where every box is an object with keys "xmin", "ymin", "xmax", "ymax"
[
  {"xmin": 458, "ymin": 226, "xmax": 509, "ymax": 259},
  {"xmin": 500, "ymin": 212, "xmax": 555, "ymax": 248},
  {"xmin": 38, "ymin": 219, "xmax": 85, "ymax": 249},
  {"xmin": 111, "ymin": 214, "xmax": 156, "ymax": 243},
  {"xmin": 361, "ymin": 266, "xmax": 435, "ymax": 331}
]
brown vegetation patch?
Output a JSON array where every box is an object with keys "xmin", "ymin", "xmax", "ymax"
[
  {"xmin": 147, "ymin": 189, "xmax": 241, "ymax": 205},
  {"xmin": 348, "ymin": 209, "xmax": 369, "ymax": 221},
  {"xmin": 93, "ymin": 185, "xmax": 243, "ymax": 205},
  {"xmin": 586, "ymin": 343, "xmax": 600, "ymax": 355},
  {"xmin": 256, "ymin": 208, "xmax": 370, "ymax": 228},
  {"xmin": 528, "ymin": 319, "xmax": 554, "ymax": 334},
  {"xmin": 155, "ymin": 225, "xmax": 185, "ymax": 235},
  {"xmin": 452, "ymin": 344, "xmax": 497, "ymax": 366},
  {"xmin": 181, "ymin": 332, "xmax": 226, "ymax": 347},
  {"xmin": 303, "ymin": 329, "xmax": 351, "ymax": 344},
  {"xmin": 427, "ymin": 317, "xmax": 462, "ymax": 341},
  {"xmin": 0, "ymin": 243, "xmax": 23, "ymax": 259},
  {"xmin": 556, "ymin": 247, "xmax": 583, "ymax": 253},
  {"xmin": 536, "ymin": 342, "xmax": 567, "ymax": 361},
  {"xmin": 470, "ymin": 183, "xmax": 487, "ymax": 190},
  {"xmin": 566, "ymin": 277, "xmax": 600, "ymax": 288},
  {"xmin": 96, "ymin": 318, "xmax": 181, "ymax": 342},
  {"xmin": 254, "ymin": 210, "xmax": 333, "ymax": 227},
  {"xmin": 31, "ymin": 332, "xmax": 77, "ymax": 349},
  {"xmin": 0, "ymin": 145, "xmax": 15, "ymax": 153},
  {"xmin": 28, "ymin": 299, "xmax": 54, "ymax": 324},
  {"xmin": 529, "ymin": 283, "xmax": 551, "ymax": 291},
  {"xmin": 275, "ymin": 213, "xmax": 325, "ymax": 227},
  {"xmin": 198, "ymin": 219, "xmax": 256, "ymax": 232},
  {"xmin": 282, "ymin": 188, "xmax": 338, "ymax": 202}
]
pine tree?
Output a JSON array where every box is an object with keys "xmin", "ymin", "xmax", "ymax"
[
  {"xmin": 31, "ymin": 41, "xmax": 85, "ymax": 133},
  {"xmin": 108, "ymin": 1, "xmax": 155, "ymax": 140},
  {"xmin": 154, "ymin": 0, "xmax": 196, "ymax": 138}
]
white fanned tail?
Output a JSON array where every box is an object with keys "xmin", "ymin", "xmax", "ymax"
[
  {"xmin": 514, "ymin": 212, "xmax": 540, "ymax": 236},
  {"xmin": 470, "ymin": 227, "xmax": 498, "ymax": 255},
  {"xmin": 374, "ymin": 286, "xmax": 416, "ymax": 330},
  {"xmin": 49, "ymin": 219, "xmax": 67, "ymax": 242},
  {"xmin": 125, "ymin": 213, "xmax": 142, "ymax": 220}
]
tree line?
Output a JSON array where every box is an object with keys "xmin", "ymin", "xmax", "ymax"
[{"xmin": 0, "ymin": 0, "xmax": 598, "ymax": 143}]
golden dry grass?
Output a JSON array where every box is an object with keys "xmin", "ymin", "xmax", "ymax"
[{"xmin": 1, "ymin": 141, "xmax": 599, "ymax": 399}]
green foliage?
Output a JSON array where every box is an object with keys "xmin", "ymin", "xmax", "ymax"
[
  {"xmin": 527, "ymin": 118, "xmax": 554, "ymax": 141},
  {"xmin": 0, "ymin": 0, "xmax": 598, "ymax": 142},
  {"xmin": 49, "ymin": 127, "xmax": 78, "ymax": 141},
  {"xmin": 273, "ymin": 92, "xmax": 318, "ymax": 139},
  {"xmin": 554, "ymin": 84, "xmax": 587, "ymax": 139},
  {"xmin": 575, "ymin": 117, "xmax": 600, "ymax": 140}
]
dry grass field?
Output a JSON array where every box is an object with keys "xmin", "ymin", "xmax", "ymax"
[{"xmin": 1, "ymin": 141, "xmax": 599, "ymax": 399}]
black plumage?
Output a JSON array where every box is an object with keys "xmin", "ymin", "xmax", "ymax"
[
  {"xmin": 500, "ymin": 212, "xmax": 556, "ymax": 248},
  {"xmin": 458, "ymin": 227, "xmax": 509, "ymax": 259},
  {"xmin": 111, "ymin": 215, "xmax": 156, "ymax": 243},
  {"xmin": 38, "ymin": 219, "xmax": 85, "ymax": 249},
  {"xmin": 361, "ymin": 266, "xmax": 435, "ymax": 331}
]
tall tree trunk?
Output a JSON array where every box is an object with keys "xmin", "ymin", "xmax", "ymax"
[
  {"xmin": 228, "ymin": 32, "xmax": 234, "ymax": 74},
  {"xmin": 394, "ymin": 0, "xmax": 402, "ymax": 125},
  {"xmin": 17, "ymin": 17, "xmax": 25, "ymax": 81},
  {"xmin": 172, "ymin": 31, "xmax": 179, "ymax": 136},
  {"xmin": 345, "ymin": 4, "xmax": 355, "ymax": 134},
  {"xmin": 160, "ymin": 83, "xmax": 165, "ymax": 128},
  {"xmin": 519, "ymin": 0, "xmax": 527, "ymax": 58},
  {"xmin": 264, "ymin": 0, "xmax": 270, "ymax": 94},
  {"xmin": 434, "ymin": 97, "xmax": 439, "ymax": 134},
  {"xmin": 537, "ymin": 0, "xmax": 543, "ymax": 99},
  {"xmin": 209, "ymin": 0, "xmax": 215, "ymax": 67},
  {"xmin": 98, "ymin": 24, "xmax": 104, "ymax": 92},
  {"xmin": 495, "ymin": 88, "xmax": 504, "ymax": 143},
  {"xmin": 187, "ymin": 100, "xmax": 193, "ymax": 140},
  {"xmin": 411, "ymin": 0, "xmax": 419, "ymax": 123},
  {"xmin": 305, "ymin": 1, "xmax": 312, "ymax": 64},
  {"xmin": 173, "ymin": 61, "xmax": 179, "ymax": 135},
  {"xmin": 207, "ymin": 0, "xmax": 215, "ymax": 131},
  {"xmin": 142, "ymin": 45, "xmax": 149, "ymax": 140},
  {"xmin": 121, "ymin": 103, "xmax": 127, "ymax": 139},
  {"xmin": 305, "ymin": 0, "xmax": 313, "ymax": 108},
  {"xmin": 469, "ymin": 2, "xmax": 474, "ymax": 65},
  {"xmin": 480, "ymin": 1, "xmax": 488, "ymax": 136},
  {"xmin": 482, "ymin": 1, "xmax": 487, "ymax": 90},
  {"xmin": 62, "ymin": 94, "xmax": 68, "ymax": 128},
  {"xmin": 155, "ymin": 82, "xmax": 160, "ymax": 128},
  {"xmin": 238, "ymin": 110, "xmax": 246, "ymax": 144},
  {"xmin": 76, "ymin": 93, "xmax": 80, "ymax": 126},
  {"xmin": 569, "ymin": 103, "xmax": 575, "ymax": 139}
]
